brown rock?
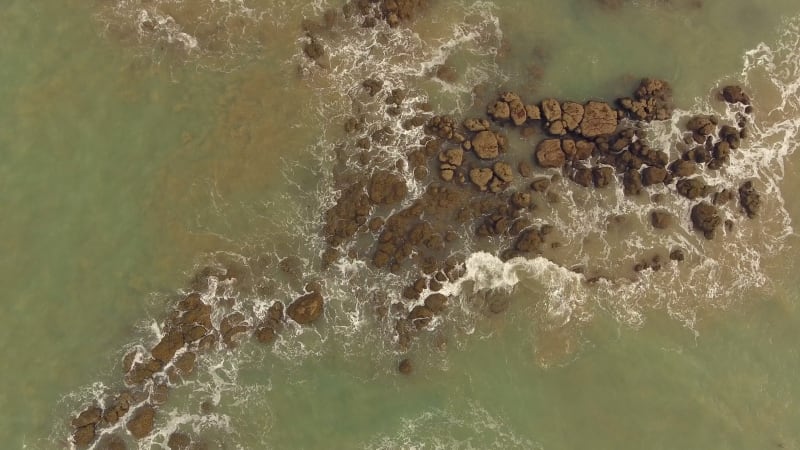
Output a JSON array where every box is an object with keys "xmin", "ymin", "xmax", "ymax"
[
  {"xmin": 439, "ymin": 148, "xmax": 464, "ymax": 166},
  {"xmin": 493, "ymin": 162, "xmax": 514, "ymax": 182},
  {"xmin": 287, "ymin": 292, "xmax": 324, "ymax": 325},
  {"xmin": 472, "ymin": 131, "xmax": 500, "ymax": 159},
  {"xmin": 398, "ymin": 358, "xmax": 413, "ymax": 375},
  {"xmin": 254, "ymin": 325, "xmax": 278, "ymax": 344},
  {"xmin": 424, "ymin": 293, "xmax": 448, "ymax": 314},
  {"xmin": 408, "ymin": 305, "xmax": 434, "ymax": 328},
  {"xmin": 535, "ymin": 139, "xmax": 565, "ymax": 168},
  {"xmin": 686, "ymin": 115, "xmax": 716, "ymax": 135},
  {"xmin": 572, "ymin": 168, "xmax": 593, "ymax": 187},
  {"xmin": 368, "ymin": 170, "xmax": 407, "ymax": 205},
  {"xmin": 530, "ymin": 177, "xmax": 550, "ymax": 192},
  {"xmin": 518, "ymin": 160, "xmax": 533, "ymax": 178},
  {"xmin": 168, "ymin": 432, "xmax": 192, "ymax": 450},
  {"xmin": 72, "ymin": 406, "xmax": 102, "ymax": 428},
  {"xmin": 592, "ymin": 167, "xmax": 614, "ymax": 188},
  {"xmin": 72, "ymin": 425, "xmax": 96, "ymax": 448},
  {"xmin": 487, "ymin": 101, "xmax": 510, "ymax": 121},
  {"xmin": 575, "ymin": 140, "xmax": 595, "ymax": 160},
  {"xmin": 464, "ymin": 118, "xmax": 490, "ymax": 132},
  {"xmin": 739, "ymin": 180, "xmax": 761, "ymax": 218},
  {"xmin": 562, "ymin": 101, "xmax": 584, "ymax": 131},
  {"xmin": 669, "ymin": 249, "xmax": 685, "ymax": 261},
  {"xmin": 541, "ymin": 99, "xmax": 561, "ymax": 122},
  {"xmin": 440, "ymin": 169, "xmax": 454, "ymax": 181},
  {"xmin": 650, "ymin": 210, "xmax": 672, "ymax": 229},
  {"xmin": 677, "ymin": 177, "xmax": 711, "ymax": 200},
  {"xmin": 642, "ymin": 166, "xmax": 668, "ymax": 186},
  {"xmin": 173, "ymin": 352, "xmax": 196, "ymax": 376},
  {"xmin": 525, "ymin": 104, "xmax": 541, "ymax": 121},
  {"xmin": 580, "ymin": 101, "xmax": 617, "ymax": 137},
  {"xmin": 469, "ymin": 168, "xmax": 494, "ymax": 191},
  {"xmin": 670, "ymin": 159, "xmax": 696, "ymax": 177},
  {"xmin": 691, "ymin": 202, "xmax": 722, "ymax": 239},
  {"xmin": 151, "ymin": 331, "xmax": 185, "ymax": 364},
  {"xmin": 721, "ymin": 85, "xmax": 750, "ymax": 105},
  {"xmin": 126, "ymin": 405, "xmax": 156, "ymax": 440},
  {"xmin": 509, "ymin": 98, "xmax": 527, "ymax": 126},
  {"xmin": 623, "ymin": 169, "xmax": 643, "ymax": 195}
]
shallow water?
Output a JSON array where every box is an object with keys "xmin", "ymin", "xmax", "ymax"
[{"xmin": 2, "ymin": 0, "xmax": 800, "ymax": 448}]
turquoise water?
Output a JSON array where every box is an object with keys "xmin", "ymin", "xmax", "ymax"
[{"xmin": 1, "ymin": 0, "xmax": 799, "ymax": 448}]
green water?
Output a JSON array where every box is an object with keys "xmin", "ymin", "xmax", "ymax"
[{"xmin": 1, "ymin": 0, "xmax": 800, "ymax": 448}]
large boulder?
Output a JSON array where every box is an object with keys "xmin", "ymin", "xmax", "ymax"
[
  {"xmin": 151, "ymin": 330, "xmax": 185, "ymax": 364},
  {"xmin": 535, "ymin": 139, "xmax": 565, "ymax": 168},
  {"xmin": 691, "ymin": 202, "xmax": 722, "ymax": 239},
  {"xmin": 126, "ymin": 405, "xmax": 156, "ymax": 440},
  {"xmin": 287, "ymin": 292, "xmax": 324, "ymax": 325},
  {"xmin": 580, "ymin": 101, "xmax": 618, "ymax": 137},
  {"xmin": 472, "ymin": 131, "xmax": 500, "ymax": 159}
]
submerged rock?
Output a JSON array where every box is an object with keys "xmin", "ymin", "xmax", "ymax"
[
  {"xmin": 398, "ymin": 358, "xmax": 413, "ymax": 375},
  {"xmin": 739, "ymin": 180, "xmax": 761, "ymax": 218},
  {"xmin": 650, "ymin": 210, "xmax": 672, "ymax": 229},
  {"xmin": 126, "ymin": 404, "xmax": 156, "ymax": 440}
]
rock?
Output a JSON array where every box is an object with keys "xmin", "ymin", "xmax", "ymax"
[
  {"xmin": 488, "ymin": 295, "xmax": 511, "ymax": 313},
  {"xmin": 739, "ymin": 180, "xmax": 761, "ymax": 218},
  {"xmin": 592, "ymin": 167, "xmax": 614, "ymax": 188},
  {"xmin": 439, "ymin": 148, "xmax": 464, "ymax": 166},
  {"xmin": 362, "ymin": 78, "xmax": 383, "ymax": 96},
  {"xmin": 575, "ymin": 140, "xmax": 595, "ymax": 160},
  {"xmin": 580, "ymin": 101, "xmax": 618, "ymax": 138},
  {"xmin": 642, "ymin": 166, "xmax": 668, "ymax": 186},
  {"xmin": 173, "ymin": 352, "xmax": 196, "ymax": 376},
  {"xmin": 72, "ymin": 425, "xmax": 96, "ymax": 448},
  {"xmin": 440, "ymin": 169, "xmax": 454, "ymax": 181},
  {"xmin": 676, "ymin": 177, "xmax": 711, "ymax": 200},
  {"xmin": 518, "ymin": 160, "xmax": 533, "ymax": 178},
  {"xmin": 398, "ymin": 358, "xmax": 413, "ymax": 375},
  {"xmin": 562, "ymin": 102, "xmax": 584, "ymax": 131},
  {"xmin": 303, "ymin": 37, "xmax": 325, "ymax": 62},
  {"xmin": 72, "ymin": 406, "xmax": 102, "ymax": 428},
  {"xmin": 714, "ymin": 188, "xmax": 735, "ymax": 205},
  {"xmin": 572, "ymin": 168, "xmax": 593, "ymax": 187},
  {"xmin": 691, "ymin": 202, "xmax": 722, "ymax": 239},
  {"xmin": 515, "ymin": 228, "xmax": 543, "ymax": 252},
  {"xmin": 686, "ymin": 115, "xmax": 716, "ymax": 135},
  {"xmin": 618, "ymin": 78, "xmax": 674, "ymax": 121},
  {"xmin": 526, "ymin": 104, "xmax": 542, "ymax": 120},
  {"xmin": 151, "ymin": 331, "xmax": 185, "ymax": 364},
  {"xmin": 472, "ymin": 131, "xmax": 500, "ymax": 159},
  {"xmin": 623, "ymin": 169, "xmax": 643, "ymax": 195},
  {"xmin": 535, "ymin": 139, "xmax": 565, "ymax": 168},
  {"xmin": 487, "ymin": 101, "xmax": 510, "ymax": 121},
  {"xmin": 103, "ymin": 392, "xmax": 134, "ymax": 425},
  {"xmin": 670, "ymin": 159, "xmax": 696, "ymax": 177},
  {"xmin": 509, "ymin": 98, "xmax": 528, "ymax": 126},
  {"xmin": 368, "ymin": 170, "xmax": 407, "ymax": 205},
  {"xmin": 254, "ymin": 324, "xmax": 278, "ymax": 344},
  {"xmin": 168, "ymin": 432, "xmax": 192, "ymax": 450},
  {"xmin": 408, "ymin": 305, "xmax": 434, "ymax": 328},
  {"xmin": 469, "ymin": 168, "xmax": 493, "ymax": 191},
  {"xmin": 669, "ymin": 249, "xmax": 685, "ymax": 261},
  {"xmin": 126, "ymin": 405, "xmax": 156, "ymax": 440},
  {"xmin": 721, "ymin": 85, "xmax": 750, "ymax": 105},
  {"xmin": 530, "ymin": 177, "xmax": 550, "ymax": 192},
  {"xmin": 287, "ymin": 292, "xmax": 324, "ymax": 325},
  {"xmin": 463, "ymin": 118, "xmax": 490, "ymax": 132},
  {"xmin": 541, "ymin": 99, "xmax": 561, "ymax": 122},
  {"xmin": 547, "ymin": 120, "xmax": 566, "ymax": 136},
  {"xmin": 650, "ymin": 210, "xmax": 672, "ymax": 229},
  {"xmin": 435, "ymin": 64, "xmax": 458, "ymax": 83},
  {"xmin": 493, "ymin": 162, "xmax": 514, "ymax": 182},
  {"xmin": 424, "ymin": 293, "xmax": 448, "ymax": 314}
]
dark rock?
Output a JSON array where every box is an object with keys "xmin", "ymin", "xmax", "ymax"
[
  {"xmin": 424, "ymin": 293, "xmax": 448, "ymax": 314},
  {"xmin": 287, "ymin": 292, "xmax": 325, "ymax": 325},
  {"xmin": 535, "ymin": 139, "xmax": 565, "ymax": 168},
  {"xmin": 408, "ymin": 305, "xmax": 434, "ymax": 328},
  {"xmin": 676, "ymin": 177, "xmax": 711, "ymax": 200},
  {"xmin": 126, "ymin": 405, "xmax": 156, "ymax": 440},
  {"xmin": 670, "ymin": 159, "xmax": 696, "ymax": 177},
  {"xmin": 686, "ymin": 115, "xmax": 716, "ymax": 135},
  {"xmin": 572, "ymin": 168, "xmax": 593, "ymax": 187},
  {"xmin": 515, "ymin": 228, "xmax": 543, "ymax": 252},
  {"xmin": 739, "ymin": 180, "xmax": 761, "ymax": 218},
  {"xmin": 398, "ymin": 358, "xmax": 413, "ymax": 375},
  {"xmin": 173, "ymin": 352, "xmax": 196, "ymax": 376},
  {"xmin": 362, "ymin": 78, "xmax": 383, "ymax": 96},
  {"xmin": 151, "ymin": 331, "xmax": 185, "ymax": 364},
  {"xmin": 642, "ymin": 166, "xmax": 668, "ymax": 186},
  {"xmin": 721, "ymin": 85, "xmax": 750, "ymax": 105},
  {"xmin": 592, "ymin": 167, "xmax": 614, "ymax": 188},
  {"xmin": 650, "ymin": 210, "xmax": 672, "ymax": 229},
  {"xmin": 168, "ymin": 432, "xmax": 192, "ymax": 450},
  {"xmin": 72, "ymin": 406, "xmax": 102, "ymax": 428},
  {"xmin": 691, "ymin": 202, "xmax": 722, "ymax": 239},
  {"xmin": 72, "ymin": 425, "xmax": 96, "ymax": 448},
  {"xmin": 623, "ymin": 169, "xmax": 643, "ymax": 195},
  {"xmin": 669, "ymin": 249, "xmax": 685, "ymax": 261}
]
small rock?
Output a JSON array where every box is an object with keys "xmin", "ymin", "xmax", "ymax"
[
  {"xmin": 535, "ymin": 139, "xmax": 565, "ymax": 168},
  {"xmin": 691, "ymin": 202, "xmax": 722, "ymax": 239},
  {"xmin": 721, "ymin": 85, "xmax": 750, "ymax": 105},
  {"xmin": 493, "ymin": 162, "xmax": 514, "ymax": 182},
  {"xmin": 398, "ymin": 358, "xmax": 413, "ymax": 375},
  {"xmin": 650, "ymin": 210, "xmax": 672, "ymax": 229},
  {"xmin": 287, "ymin": 292, "xmax": 324, "ymax": 325},
  {"xmin": 469, "ymin": 168, "xmax": 494, "ymax": 191},
  {"xmin": 472, "ymin": 131, "xmax": 500, "ymax": 159}
]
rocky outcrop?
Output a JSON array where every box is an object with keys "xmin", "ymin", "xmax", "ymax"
[
  {"xmin": 535, "ymin": 139, "xmax": 565, "ymax": 168},
  {"xmin": 580, "ymin": 101, "xmax": 618, "ymax": 137},
  {"xmin": 618, "ymin": 78, "xmax": 673, "ymax": 121},
  {"xmin": 287, "ymin": 292, "xmax": 325, "ymax": 325}
]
